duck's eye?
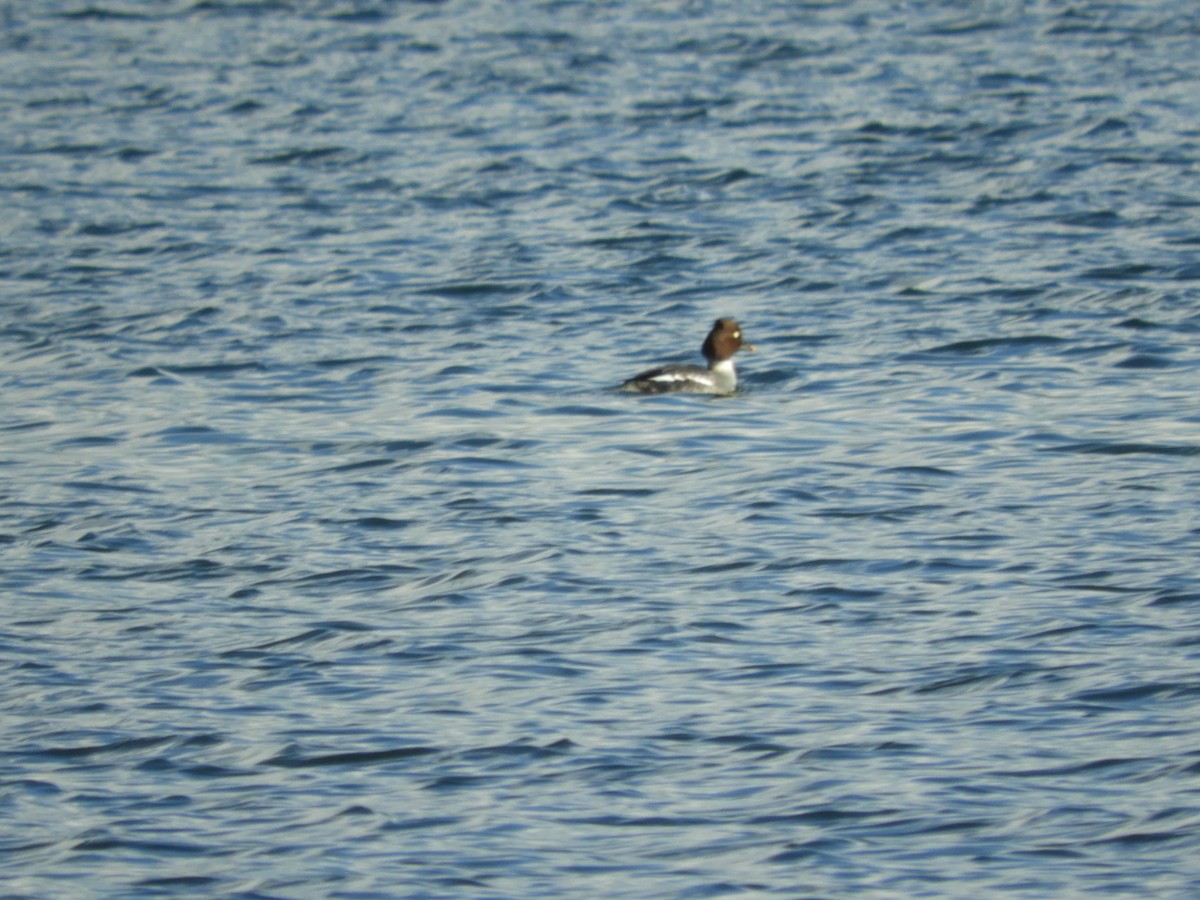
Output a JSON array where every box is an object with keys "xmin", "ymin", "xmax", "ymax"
[{"xmin": 732, "ymin": 331, "xmax": 741, "ymax": 339}]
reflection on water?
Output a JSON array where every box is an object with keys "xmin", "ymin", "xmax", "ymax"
[{"xmin": 3, "ymin": 1, "xmax": 1200, "ymax": 897}]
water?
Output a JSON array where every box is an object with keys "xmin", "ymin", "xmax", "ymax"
[{"xmin": 3, "ymin": 1, "xmax": 1200, "ymax": 897}]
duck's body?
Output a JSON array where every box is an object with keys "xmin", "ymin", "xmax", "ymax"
[{"xmin": 619, "ymin": 318, "xmax": 754, "ymax": 395}]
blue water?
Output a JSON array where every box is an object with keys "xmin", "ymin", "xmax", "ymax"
[{"xmin": 3, "ymin": 1, "xmax": 1200, "ymax": 897}]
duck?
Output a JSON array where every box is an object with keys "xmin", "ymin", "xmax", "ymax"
[{"xmin": 619, "ymin": 318, "xmax": 755, "ymax": 395}]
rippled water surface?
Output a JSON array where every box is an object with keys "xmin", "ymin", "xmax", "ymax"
[{"xmin": 4, "ymin": 1, "xmax": 1200, "ymax": 897}]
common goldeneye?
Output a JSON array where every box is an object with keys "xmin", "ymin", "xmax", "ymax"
[{"xmin": 619, "ymin": 318, "xmax": 755, "ymax": 395}]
